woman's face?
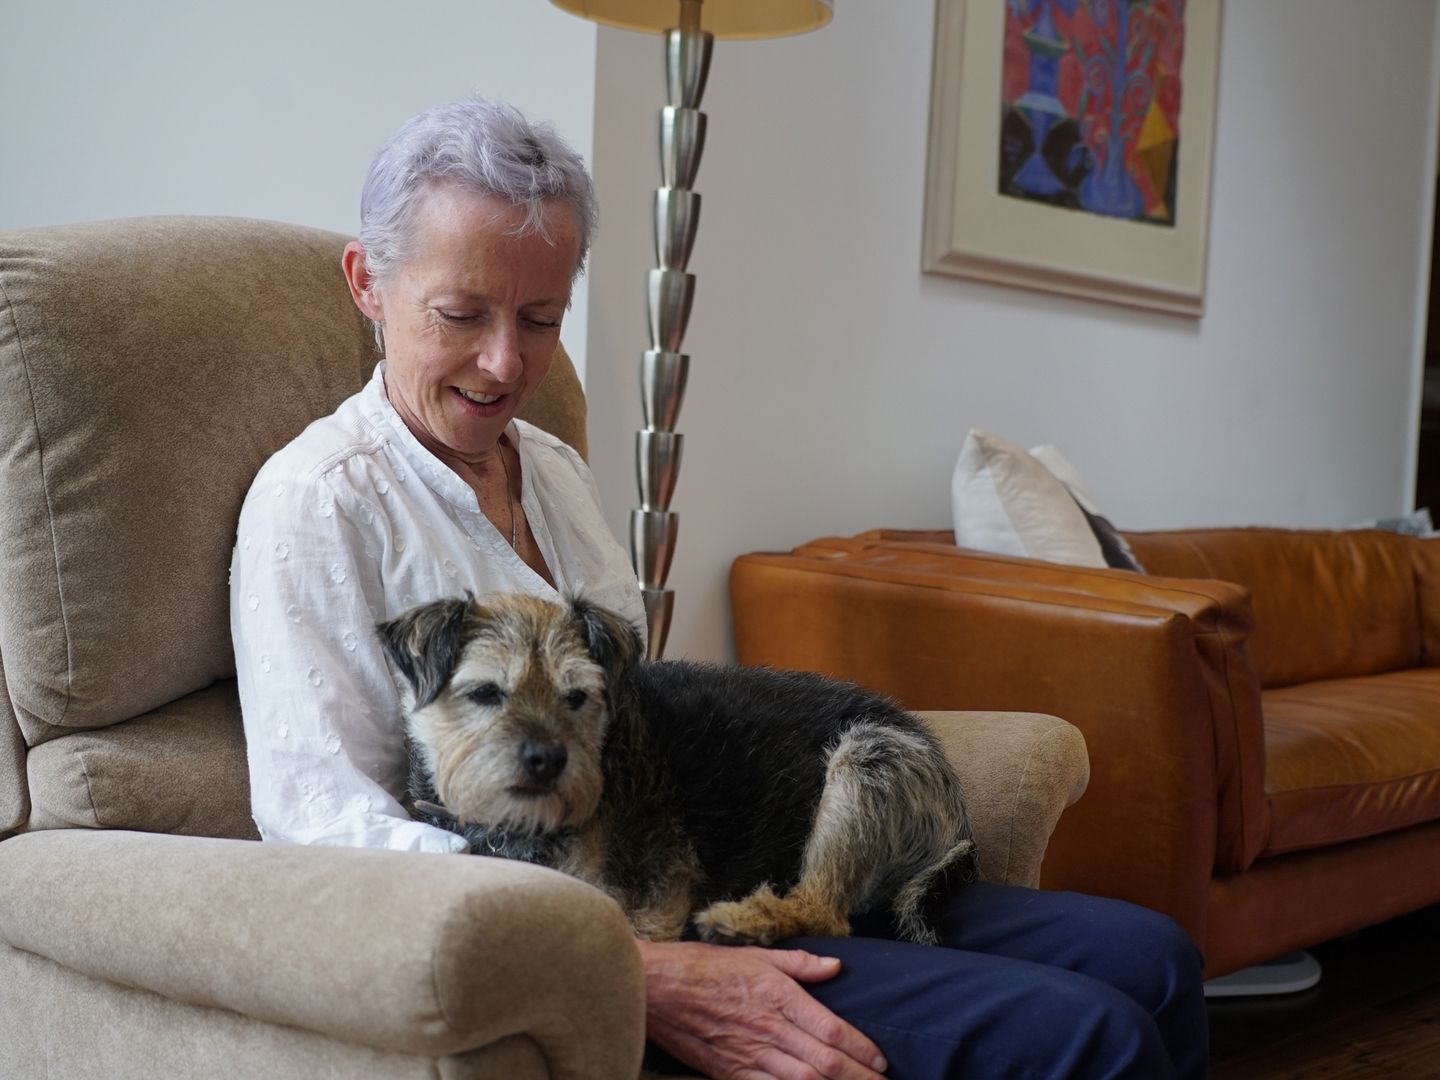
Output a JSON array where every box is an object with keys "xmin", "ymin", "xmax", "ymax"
[{"xmin": 347, "ymin": 183, "xmax": 580, "ymax": 465}]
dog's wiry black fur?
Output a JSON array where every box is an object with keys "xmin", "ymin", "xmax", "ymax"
[{"xmin": 377, "ymin": 592, "xmax": 978, "ymax": 945}]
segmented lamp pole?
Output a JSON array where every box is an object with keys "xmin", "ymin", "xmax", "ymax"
[{"xmin": 630, "ymin": 0, "xmax": 710, "ymax": 657}]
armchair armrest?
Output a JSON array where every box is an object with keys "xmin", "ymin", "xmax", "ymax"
[
  {"xmin": 733, "ymin": 539, "xmax": 1268, "ymax": 943},
  {"xmin": 920, "ymin": 711, "xmax": 1088, "ymax": 889},
  {"xmin": 0, "ymin": 830, "xmax": 644, "ymax": 1078}
]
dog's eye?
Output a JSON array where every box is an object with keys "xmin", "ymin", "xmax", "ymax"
[
  {"xmin": 468, "ymin": 683, "xmax": 505, "ymax": 706},
  {"xmin": 564, "ymin": 689, "xmax": 588, "ymax": 710}
]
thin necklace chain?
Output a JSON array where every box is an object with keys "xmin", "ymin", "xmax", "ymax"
[{"xmin": 496, "ymin": 442, "xmax": 519, "ymax": 549}]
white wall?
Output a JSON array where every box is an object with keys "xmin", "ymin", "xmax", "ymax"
[
  {"xmin": 585, "ymin": 0, "xmax": 1440, "ymax": 660},
  {"xmin": 0, "ymin": 0, "xmax": 598, "ymax": 377},
  {"xmin": 7, "ymin": 2, "xmax": 1440, "ymax": 665}
]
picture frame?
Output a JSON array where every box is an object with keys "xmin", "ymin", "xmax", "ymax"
[{"xmin": 923, "ymin": 0, "xmax": 1223, "ymax": 316}]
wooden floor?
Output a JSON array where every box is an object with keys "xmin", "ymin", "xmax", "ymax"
[{"xmin": 1208, "ymin": 903, "xmax": 1440, "ymax": 1078}]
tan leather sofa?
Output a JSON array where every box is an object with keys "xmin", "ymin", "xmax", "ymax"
[
  {"xmin": 732, "ymin": 527, "xmax": 1440, "ymax": 980},
  {"xmin": 0, "ymin": 218, "xmax": 1089, "ymax": 1078}
]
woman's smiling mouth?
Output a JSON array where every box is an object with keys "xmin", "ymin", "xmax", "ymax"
[{"xmin": 456, "ymin": 387, "xmax": 504, "ymax": 406}]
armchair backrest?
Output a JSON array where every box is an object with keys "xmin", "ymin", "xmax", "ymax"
[{"xmin": 0, "ymin": 216, "xmax": 587, "ymax": 840}]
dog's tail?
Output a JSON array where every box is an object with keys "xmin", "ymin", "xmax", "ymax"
[{"xmin": 890, "ymin": 837, "xmax": 979, "ymax": 945}]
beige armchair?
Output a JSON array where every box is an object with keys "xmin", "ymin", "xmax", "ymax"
[{"xmin": 0, "ymin": 217, "xmax": 1089, "ymax": 1078}]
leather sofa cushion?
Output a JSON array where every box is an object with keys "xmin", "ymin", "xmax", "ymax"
[
  {"xmin": 1262, "ymin": 668, "xmax": 1440, "ymax": 856},
  {"xmin": 1124, "ymin": 528, "xmax": 1421, "ymax": 689}
]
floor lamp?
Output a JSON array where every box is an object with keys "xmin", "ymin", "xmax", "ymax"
[{"xmin": 550, "ymin": 0, "xmax": 834, "ymax": 657}]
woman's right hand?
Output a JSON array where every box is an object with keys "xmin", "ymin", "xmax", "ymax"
[{"xmin": 637, "ymin": 939, "xmax": 887, "ymax": 1080}]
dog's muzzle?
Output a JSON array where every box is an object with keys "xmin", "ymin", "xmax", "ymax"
[{"xmin": 519, "ymin": 740, "xmax": 568, "ymax": 786}]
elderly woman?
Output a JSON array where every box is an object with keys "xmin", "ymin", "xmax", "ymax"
[{"xmin": 232, "ymin": 97, "xmax": 1207, "ymax": 1080}]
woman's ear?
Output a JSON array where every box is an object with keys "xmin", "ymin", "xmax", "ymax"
[{"xmin": 342, "ymin": 241, "xmax": 384, "ymax": 321}]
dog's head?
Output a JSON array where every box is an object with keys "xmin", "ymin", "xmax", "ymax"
[{"xmin": 376, "ymin": 592, "xmax": 643, "ymax": 835}]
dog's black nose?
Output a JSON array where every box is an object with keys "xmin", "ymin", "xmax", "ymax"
[{"xmin": 520, "ymin": 741, "xmax": 568, "ymax": 784}]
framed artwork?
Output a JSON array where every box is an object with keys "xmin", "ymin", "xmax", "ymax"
[{"xmin": 923, "ymin": 0, "xmax": 1223, "ymax": 316}]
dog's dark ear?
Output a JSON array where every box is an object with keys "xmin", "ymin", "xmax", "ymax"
[
  {"xmin": 375, "ymin": 595, "xmax": 472, "ymax": 708},
  {"xmin": 570, "ymin": 594, "xmax": 644, "ymax": 676}
]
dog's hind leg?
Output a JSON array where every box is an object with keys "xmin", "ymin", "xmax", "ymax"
[
  {"xmin": 695, "ymin": 720, "xmax": 973, "ymax": 947},
  {"xmin": 692, "ymin": 880, "xmax": 850, "ymax": 947}
]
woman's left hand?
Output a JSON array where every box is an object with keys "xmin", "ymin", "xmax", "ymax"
[{"xmin": 637, "ymin": 939, "xmax": 887, "ymax": 1080}]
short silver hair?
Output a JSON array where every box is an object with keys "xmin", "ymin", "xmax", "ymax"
[{"xmin": 357, "ymin": 96, "xmax": 598, "ymax": 289}]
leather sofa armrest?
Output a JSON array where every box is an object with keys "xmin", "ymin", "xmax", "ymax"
[
  {"xmin": 0, "ymin": 830, "xmax": 644, "ymax": 1079},
  {"xmin": 732, "ymin": 543, "xmax": 1268, "ymax": 945},
  {"xmin": 920, "ymin": 711, "xmax": 1088, "ymax": 889}
]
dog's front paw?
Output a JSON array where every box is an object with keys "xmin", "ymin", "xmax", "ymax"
[{"xmin": 693, "ymin": 897, "xmax": 779, "ymax": 947}]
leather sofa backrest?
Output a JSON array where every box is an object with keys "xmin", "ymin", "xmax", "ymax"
[
  {"xmin": 1123, "ymin": 527, "xmax": 1421, "ymax": 689},
  {"xmin": 0, "ymin": 216, "xmax": 587, "ymax": 839}
]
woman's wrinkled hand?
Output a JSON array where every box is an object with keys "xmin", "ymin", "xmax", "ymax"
[{"xmin": 637, "ymin": 939, "xmax": 887, "ymax": 1080}]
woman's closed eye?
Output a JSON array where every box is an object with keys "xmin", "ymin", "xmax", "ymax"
[
  {"xmin": 435, "ymin": 310, "xmax": 557, "ymax": 331},
  {"xmin": 437, "ymin": 309, "xmax": 481, "ymax": 324}
]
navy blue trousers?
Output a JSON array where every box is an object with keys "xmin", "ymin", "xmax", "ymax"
[{"xmin": 655, "ymin": 883, "xmax": 1209, "ymax": 1079}]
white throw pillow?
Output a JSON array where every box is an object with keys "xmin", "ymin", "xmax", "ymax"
[
  {"xmin": 951, "ymin": 430, "xmax": 1107, "ymax": 567},
  {"xmin": 1029, "ymin": 444, "xmax": 1144, "ymax": 571}
]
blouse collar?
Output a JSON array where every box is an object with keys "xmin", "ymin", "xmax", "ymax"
[{"xmin": 363, "ymin": 361, "xmax": 520, "ymax": 515}]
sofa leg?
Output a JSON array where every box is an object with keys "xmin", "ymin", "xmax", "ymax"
[{"xmin": 1203, "ymin": 951, "xmax": 1323, "ymax": 998}]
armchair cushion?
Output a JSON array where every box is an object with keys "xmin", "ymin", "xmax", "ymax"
[
  {"xmin": 0, "ymin": 665, "xmax": 22, "ymax": 833},
  {"xmin": 0, "ymin": 218, "xmax": 380, "ymax": 739},
  {"xmin": 24, "ymin": 681, "xmax": 255, "ymax": 839}
]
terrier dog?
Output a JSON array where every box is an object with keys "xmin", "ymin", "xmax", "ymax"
[{"xmin": 376, "ymin": 592, "xmax": 977, "ymax": 945}]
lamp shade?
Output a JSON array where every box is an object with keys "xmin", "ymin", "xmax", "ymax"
[{"xmin": 550, "ymin": 0, "xmax": 832, "ymax": 39}]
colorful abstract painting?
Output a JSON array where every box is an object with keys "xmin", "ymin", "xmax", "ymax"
[{"xmin": 999, "ymin": 0, "xmax": 1186, "ymax": 226}]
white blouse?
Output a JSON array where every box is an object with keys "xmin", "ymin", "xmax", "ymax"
[{"xmin": 230, "ymin": 362, "xmax": 644, "ymax": 853}]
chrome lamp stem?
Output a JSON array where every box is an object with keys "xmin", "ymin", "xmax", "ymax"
[{"xmin": 631, "ymin": 3, "xmax": 712, "ymax": 658}]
